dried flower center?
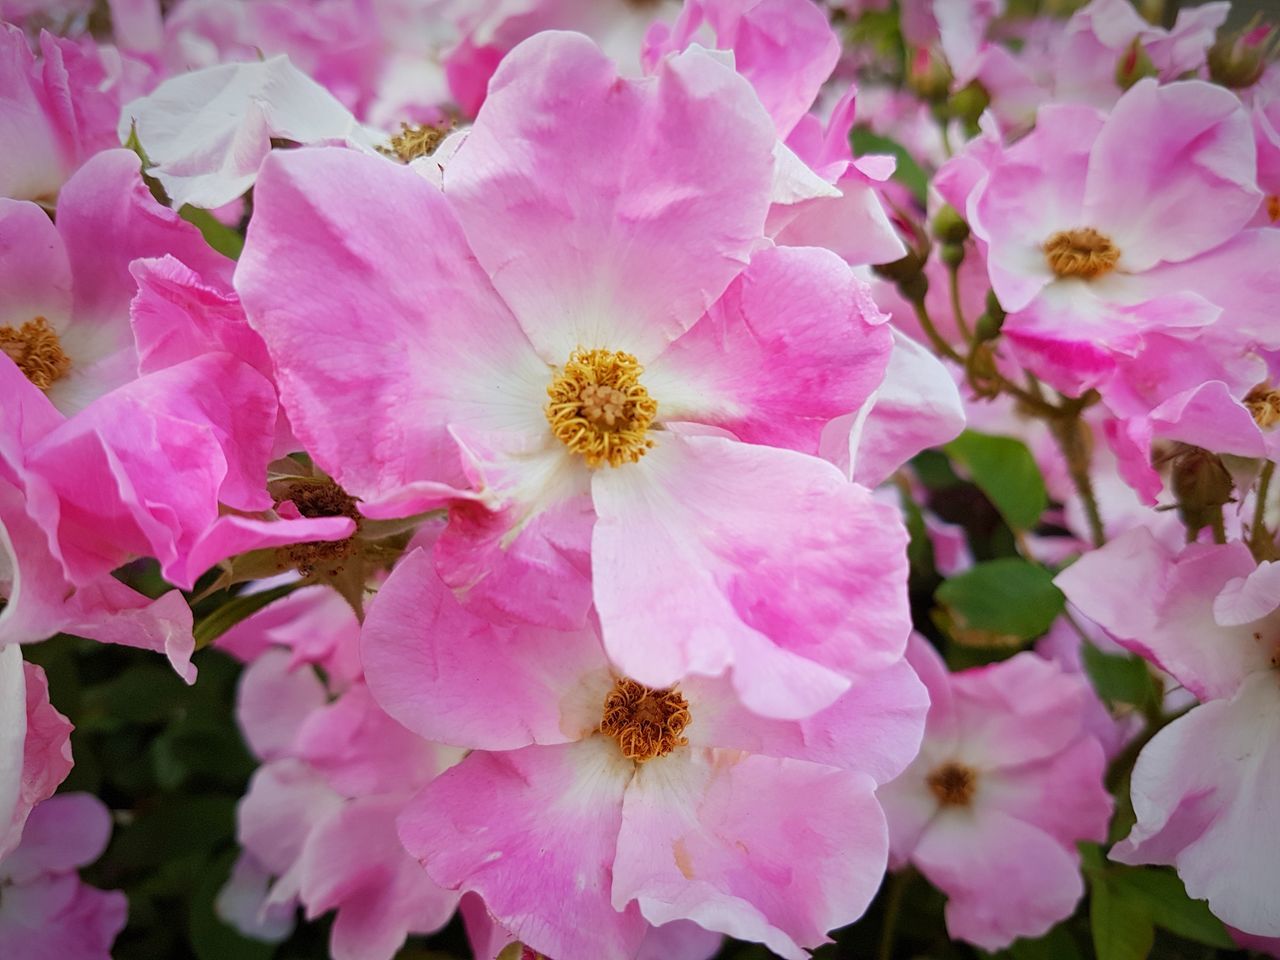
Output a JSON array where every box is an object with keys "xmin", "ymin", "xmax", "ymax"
[
  {"xmin": 1268, "ymin": 196, "xmax": 1280, "ymax": 224},
  {"xmin": 546, "ymin": 349, "xmax": 657, "ymax": 468},
  {"xmin": 927, "ymin": 761, "xmax": 977, "ymax": 807},
  {"xmin": 278, "ymin": 479, "xmax": 361, "ymax": 578},
  {"xmin": 378, "ymin": 121, "xmax": 452, "ymax": 163},
  {"xmin": 1246, "ymin": 385, "xmax": 1280, "ymax": 429},
  {"xmin": 600, "ymin": 678, "xmax": 690, "ymax": 763},
  {"xmin": 1043, "ymin": 228, "xmax": 1121, "ymax": 280},
  {"xmin": 0, "ymin": 317, "xmax": 71, "ymax": 390}
]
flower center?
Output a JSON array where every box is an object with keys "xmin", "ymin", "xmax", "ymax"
[
  {"xmin": 378, "ymin": 121, "xmax": 452, "ymax": 163},
  {"xmin": 927, "ymin": 761, "xmax": 977, "ymax": 807},
  {"xmin": 599, "ymin": 678, "xmax": 690, "ymax": 763},
  {"xmin": 1043, "ymin": 228, "xmax": 1121, "ymax": 280},
  {"xmin": 1246, "ymin": 385, "xmax": 1280, "ymax": 429},
  {"xmin": 0, "ymin": 317, "xmax": 70, "ymax": 390},
  {"xmin": 277, "ymin": 479, "xmax": 361, "ymax": 578},
  {"xmin": 545, "ymin": 349, "xmax": 657, "ymax": 468}
]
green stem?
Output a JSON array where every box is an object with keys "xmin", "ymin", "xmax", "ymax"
[
  {"xmin": 878, "ymin": 869, "xmax": 913, "ymax": 960},
  {"xmin": 909, "ymin": 297, "xmax": 963, "ymax": 364},
  {"xmin": 1210, "ymin": 509, "xmax": 1228, "ymax": 545},
  {"xmin": 1251, "ymin": 461, "xmax": 1276, "ymax": 559},
  {"xmin": 946, "ymin": 262, "xmax": 973, "ymax": 345},
  {"xmin": 1050, "ymin": 414, "xmax": 1106, "ymax": 548}
]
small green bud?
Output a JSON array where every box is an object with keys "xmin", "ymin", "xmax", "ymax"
[
  {"xmin": 931, "ymin": 205, "xmax": 970, "ymax": 245},
  {"xmin": 907, "ymin": 47, "xmax": 954, "ymax": 104},
  {"xmin": 1208, "ymin": 18, "xmax": 1278, "ymax": 90},
  {"xmin": 973, "ymin": 311, "xmax": 1003, "ymax": 342},
  {"xmin": 1171, "ymin": 446, "xmax": 1234, "ymax": 534},
  {"xmin": 947, "ymin": 81, "xmax": 990, "ymax": 128},
  {"xmin": 1115, "ymin": 38, "xmax": 1158, "ymax": 91},
  {"xmin": 940, "ymin": 242, "xmax": 966, "ymax": 269},
  {"xmin": 873, "ymin": 249, "xmax": 926, "ymax": 284},
  {"xmin": 985, "ymin": 289, "xmax": 1006, "ymax": 323}
]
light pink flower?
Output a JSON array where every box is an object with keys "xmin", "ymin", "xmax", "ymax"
[
  {"xmin": 1056, "ymin": 530, "xmax": 1280, "ymax": 935},
  {"xmin": 237, "ymin": 32, "xmax": 907, "ymax": 719},
  {"xmin": 364, "ymin": 547, "xmax": 927, "ymax": 960},
  {"xmin": 964, "ymin": 79, "xmax": 1262, "ymax": 396},
  {"xmin": 0, "ymin": 793, "xmax": 126, "ymax": 960},
  {"xmin": 879, "ymin": 637, "xmax": 1112, "ymax": 950},
  {"xmin": 227, "ymin": 645, "xmax": 460, "ymax": 960},
  {"xmin": 0, "ymin": 655, "xmax": 72, "ymax": 860},
  {"xmin": 0, "ymin": 25, "xmax": 134, "ymax": 202}
]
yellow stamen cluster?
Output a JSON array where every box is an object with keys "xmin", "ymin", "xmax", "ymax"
[
  {"xmin": 1246, "ymin": 385, "xmax": 1280, "ymax": 430},
  {"xmin": 600, "ymin": 678, "xmax": 690, "ymax": 763},
  {"xmin": 1043, "ymin": 227, "xmax": 1121, "ymax": 280},
  {"xmin": 0, "ymin": 316, "xmax": 71, "ymax": 390},
  {"xmin": 927, "ymin": 761, "xmax": 977, "ymax": 807},
  {"xmin": 378, "ymin": 121, "xmax": 452, "ymax": 163},
  {"xmin": 546, "ymin": 349, "xmax": 657, "ymax": 468}
]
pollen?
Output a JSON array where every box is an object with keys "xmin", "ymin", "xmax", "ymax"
[
  {"xmin": 546, "ymin": 348, "xmax": 658, "ymax": 468},
  {"xmin": 1246, "ymin": 385, "xmax": 1280, "ymax": 429},
  {"xmin": 278, "ymin": 479, "xmax": 360, "ymax": 578},
  {"xmin": 0, "ymin": 316, "xmax": 71, "ymax": 390},
  {"xmin": 378, "ymin": 121, "xmax": 452, "ymax": 163},
  {"xmin": 927, "ymin": 761, "xmax": 977, "ymax": 807},
  {"xmin": 600, "ymin": 678, "xmax": 691, "ymax": 763},
  {"xmin": 1043, "ymin": 228, "xmax": 1121, "ymax": 280}
]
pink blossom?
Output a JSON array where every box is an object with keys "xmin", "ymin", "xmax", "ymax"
[
  {"xmin": 0, "ymin": 793, "xmax": 126, "ymax": 960},
  {"xmin": 0, "ymin": 25, "xmax": 134, "ymax": 202},
  {"xmin": 226, "ymin": 644, "xmax": 460, "ymax": 960},
  {"xmin": 878, "ymin": 637, "xmax": 1112, "ymax": 950},
  {"xmin": 364, "ymin": 547, "xmax": 927, "ymax": 960},
  {"xmin": 0, "ymin": 655, "xmax": 72, "ymax": 860},
  {"xmin": 236, "ymin": 32, "xmax": 908, "ymax": 719},
  {"xmin": 963, "ymin": 79, "xmax": 1262, "ymax": 396},
  {"xmin": 1056, "ymin": 530, "xmax": 1280, "ymax": 934}
]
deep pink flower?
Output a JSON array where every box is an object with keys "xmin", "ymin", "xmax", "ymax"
[
  {"xmin": 0, "ymin": 793, "xmax": 126, "ymax": 960},
  {"xmin": 363, "ymin": 547, "xmax": 927, "ymax": 960},
  {"xmin": 1057, "ymin": 530, "xmax": 1280, "ymax": 935},
  {"xmin": 237, "ymin": 32, "xmax": 907, "ymax": 719},
  {"xmin": 879, "ymin": 637, "xmax": 1112, "ymax": 950}
]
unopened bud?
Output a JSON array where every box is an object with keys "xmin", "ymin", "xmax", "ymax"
[
  {"xmin": 1208, "ymin": 18, "xmax": 1278, "ymax": 90},
  {"xmin": 973, "ymin": 311, "xmax": 1003, "ymax": 342},
  {"xmin": 947, "ymin": 81, "xmax": 990, "ymax": 129},
  {"xmin": 940, "ymin": 242, "xmax": 966, "ymax": 268},
  {"xmin": 985, "ymin": 289, "xmax": 1006, "ymax": 324},
  {"xmin": 873, "ymin": 249, "xmax": 926, "ymax": 285},
  {"xmin": 1116, "ymin": 38, "xmax": 1158, "ymax": 90},
  {"xmin": 907, "ymin": 46, "xmax": 953, "ymax": 103},
  {"xmin": 931, "ymin": 205, "xmax": 970, "ymax": 245},
  {"xmin": 1171, "ymin": 446, "xmax": 1234, "ymax": 534}
]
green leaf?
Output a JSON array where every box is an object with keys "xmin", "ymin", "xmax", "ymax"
[
  {"xmin": 1112, "ymin": 868, "xmax": 1233, "ymax": 949},
  {"xmin": 946, "ymin": 431, "xmax": 1048, "ymax": 531},
  {"xmin": 1081, "ymin": 645, "xmax": 1157, "ymax": 712},
  {"xmin": 179, "ymin": 205, "xmax": 245, "ymax": 260},
  {"xmin": 850, "ymin": 127, "xmax": 928, "ymax": 204},
  {"xmin": 1005, "ymin": 926, "xmax": 1085, "ymax": 960},
  {"xmin": 935, "ymin": 558, "xmax": 1065, "ymax": 646},
  {"xmin": 193, "ymin": 582, "xmax": 299, "ymax": 650},
  {"xmin": 1091, "ymin": 873, "xmax": 1155, "ymax": 960}
]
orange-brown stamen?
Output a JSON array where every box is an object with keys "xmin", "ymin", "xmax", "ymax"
[
  {"xmin": 600, "ymin": 678, "xmax": 690, "ymax": 763},
  {"xmin": 546, "ymin": 349, "xmax": 657, "ymax": 468},
  {"xmin": 0, "ymin": 316, "xmax": 70, "ymax": 390},
  {"xmin": 1043, "ymin": 228, "xmax": 1121, "ymax": 280},
  {"xmin": 927, "ymin": 761, "xmax": 977, "ymax": 807}
]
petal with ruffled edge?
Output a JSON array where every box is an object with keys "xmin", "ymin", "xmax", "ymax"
[
  {"xmin": 236, "ymin": 146, "xmax": 551, "ymax": 519},
  {"xmin": 643, "ymin": 245, "xmax": 891, "ymax": 456},
  {"xmin": 613, "ymin": 750, "xmax": 886, "ymax": 959},
  {"xmin": 1112, "ymin": 672, "xmax": 1280, "ymax": 937},
  {"xmin": 362, "ymin": 547, "xmax": 609, "ymax": 751},
  {"xmin": 398, "ymin": 739, "xmax": 646, "ymax": 960},
  {"xmin": 445, "ymin": 32, "xmax": 775, "ymax": 362},
  {"xmin": 1083, "ymin": 79, "xmax": 1259, "ymax": 272},
  {"xmin": 591, "ymin": 434, "xmax": 910, "ymax": 719}
]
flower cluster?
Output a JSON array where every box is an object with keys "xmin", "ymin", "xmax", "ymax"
[{"xmin": 1, "ymin": 0, "xmax": 1278, "ymax": 958}]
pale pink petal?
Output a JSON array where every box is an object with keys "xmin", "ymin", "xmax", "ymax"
[
  {"xmin": 215, "ymin": 853, "xmax": 295, "ymax": 943},
  {"xmin": 398, "ymin": 739, "xmax": 647, "ymax": 960},
  {"xmin": 1112, "ymin": 673, "xmax": 1280, "ymax": 937},
  {"xmin": 636, "ymin": 920, "xmax": 723, "ymax": 960},
  {"xmin": 592, "ymin": 434, "xmax": 909, "ymax": 719},
  {"xmin": 1215, "ymin": 561, "xmax": 1280, "ymax": 627},
  {"xmin": 0, "ymin": 646, "xmax": 26, "ymax": 860},
  {"xmin": 236, "ymin": 146, "xmax": 550, "ymax": 518},
  {"xmin": 118, "ymin": 56, "xmax": 379, "ymax": 209},
  {"xmin": 682, "ymin": 658, "xmax": 928, "ymax": 784},
  {"xmin": 445, "ymin": 32, "xmax": 775, "ymax": 361},
  {"xmin": 1083, "ymin": 79, "xmax": 1260, "ymax": 270},
  {"xmin": 980, "ymin": 737, "xmax": 1112, "ymax": 849},
  {"xmin": 236, "ymin": 649, "xmax": 327, "ymax": 762},
  {"xmin": 644, "ymin": 245, "xmax": 891, "ymax": 455},
  {"xmin": 914, "ymin": 808, "xmax": 1085, "ymax": 950},
  {"xmin": 0, "ymin": 876, "xmax": 127, "ymax": 960},
  {"xmin": 238, "ymin": 759, "xmax": 343, "ymax": 902},
  {"xmin": 0, "ymin": 199, "xmax": 71, "ymax": 330},
  {"xmin": 362, "ymin": 547, "xmax": 608, "ymax": 750},
  {"xmin": 0, "ymin": 793, "xmax": 111, "ymax": 885},
  {"xmin": 614, "ymin": 751, "xmax": 886, "ymax": 959}
]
